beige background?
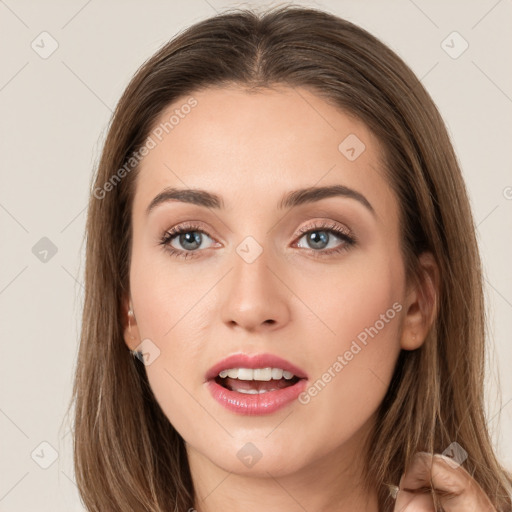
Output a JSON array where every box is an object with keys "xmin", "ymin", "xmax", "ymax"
[{"xmin": 0, "ymin": 0, "xmax": 511, "ymax": 510}]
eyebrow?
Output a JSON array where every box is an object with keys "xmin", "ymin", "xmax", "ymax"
[{"xmin": 146, "ymin": 184, "xmax": 375, "ymax": 216}]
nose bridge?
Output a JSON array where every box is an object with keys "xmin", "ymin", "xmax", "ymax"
[{"xmin": 219, "ymin": 236, "xmax": 289, "ymax": 330}]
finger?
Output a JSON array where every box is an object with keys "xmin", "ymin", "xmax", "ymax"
[
  {"xmin": 399, "ymin": 452, "xmax": 434, "ymax": 493},
  {"xmin": 429, "ymin": 455, "xmax": 496, "ymax": 512},
  {"xmin": 394, "ymin": 487, "xmax": 433, "ymax": 512},
  {"xmin": 394, "ymin": 455, "xmax": 435, "ymax": 511},
  {"xmin": 396, "ymin": 452, "xmax": 496, "ymax": 512}
]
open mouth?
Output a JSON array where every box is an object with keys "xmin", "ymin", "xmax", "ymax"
[
  {"xmin": 214, "ymin": 367, "xmax": 302, "ymax": 394},
  {"xmin": 205, "ymin": 354, "xmax": 308, "ymax": 414}
]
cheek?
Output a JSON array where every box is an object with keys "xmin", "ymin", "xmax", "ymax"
[
  {"xmin": 129, "ymin": 247, "xmax": 220, "ymax": 436},
  {"xmin": 292, "ymin": 247, "xmax": 403, "ymax": 352},
  {"xmin": 134, "ymin": 301, "xmax": 214, "ymax": 441},
  {"xmin": 129, "ymin": 235, "xmax": 211, "ymax": 341},
  {"xmin": 293, "ymin": 251, "xmax": 403, "ymax": 422}
]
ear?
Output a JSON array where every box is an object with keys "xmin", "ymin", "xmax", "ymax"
[
  {"xmin": 122, "ymin": 296, "xmax": 141, "ymax": 351},
  {"xmin": 400, "ymin": 251, "xmax": 439, "ymax": 350}
]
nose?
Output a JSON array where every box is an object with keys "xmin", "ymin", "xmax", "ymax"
[{"xmin": 220, "ymin": 243, "xmax": 291, "ymax": 333}]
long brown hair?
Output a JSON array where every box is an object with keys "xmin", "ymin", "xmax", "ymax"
[{"xmin": 67, "ymin": 5, "xmax": 512, "ymax": 511}]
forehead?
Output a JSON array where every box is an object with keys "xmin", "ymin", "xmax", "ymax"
[{"xmin": 132, "ymin": 85, "xmax": 397, "ymax": 224}]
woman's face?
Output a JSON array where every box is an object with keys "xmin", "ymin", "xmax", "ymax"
[{"xmin": 125, "ymin": 85, "xmax": 414, "ymax": 478}]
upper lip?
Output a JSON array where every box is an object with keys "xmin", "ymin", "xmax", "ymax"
[{"xmin": 205, "ymin": 352, "xmax": 308, "ymax": 381}]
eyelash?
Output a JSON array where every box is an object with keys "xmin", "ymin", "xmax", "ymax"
[{"xmin": 159, "ymin": 221, "xmax": 356, "ymax": 260}]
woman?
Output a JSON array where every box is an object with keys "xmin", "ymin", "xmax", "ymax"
[{"xmin": 69, "ymin": 5, "xmax": 512, "ymax": 511}]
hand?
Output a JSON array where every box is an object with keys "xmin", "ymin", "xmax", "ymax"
[{"xmin": 393, "ymin": 451, "xmax": 497, "ymax": 511}]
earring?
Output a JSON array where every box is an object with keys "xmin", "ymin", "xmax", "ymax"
[
  {"xmin": 128, "ymin": 308, "xmax": 136, "ymax": 340},
  {"xmin": 127, "ymin": 304, "xmax": 142, "ymax": 359},
  {"xmin": 130, "ymin": 348, "xmax": 142, "ymax": 360},
  {"xmin": 388, "ymin": 484, "xmax": 399, "ymax": 499}
]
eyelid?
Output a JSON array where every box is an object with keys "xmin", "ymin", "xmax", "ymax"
[
  {"xmin": 160, "ymin": 221, "xmax": 219, "ymax": 247},
  {"xmin": 162, "ymin": 220, "xmax": 218, "ymax": 240},
  {"xmin": 295, "ymin": 219, "xmax": 353, "ymax": 239}
]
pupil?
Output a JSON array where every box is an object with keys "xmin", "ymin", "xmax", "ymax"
[
  {"xmin": 308, "ymin": 231, "xmax": 328, "ymax": 249},
  {"xmin": 180, "ymin": 232, "xmax": 201, "ymax": 250}
]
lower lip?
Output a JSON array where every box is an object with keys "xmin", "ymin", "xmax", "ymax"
[{"xmin": 206, "ymin": 378, "xmax": 308, "ymax": 415}]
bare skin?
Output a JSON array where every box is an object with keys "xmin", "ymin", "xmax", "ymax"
[
  {"xmin": 393, "ymin": 452, "xmax": 497, "ymax": 511},
  {"xmin": 122, "ymin": 86, "xmax": 492, "ymax": 511}
]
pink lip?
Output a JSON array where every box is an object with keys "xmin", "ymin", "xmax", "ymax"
[
  {"xmin": 206, "ymin": 378, "xmax": 308, "ymax": 415},
  {"xmin": 205, "ymin": 352, "xmax": 309, "ymax": 416}
]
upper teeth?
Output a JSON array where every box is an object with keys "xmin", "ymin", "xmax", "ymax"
[{"xmin": 218, "ymin": 368, "xmax": 295, "ymax": 381}]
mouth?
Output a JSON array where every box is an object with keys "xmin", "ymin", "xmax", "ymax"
[
  {"xmin": 205, "ymin": 353, "xmax": 308, "ymax": 415},
  {"xmin": 214, "ymin": 367, "xmax": 302, "ymax": 394}
]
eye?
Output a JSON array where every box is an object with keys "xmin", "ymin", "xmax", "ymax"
[
  {"xmin": 159, "ymin": 222, "xmax": 216, "ymax": 259},
  {"xmin": 294, "ymin": 221, "xmax": 356, "ymax": 257}
]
